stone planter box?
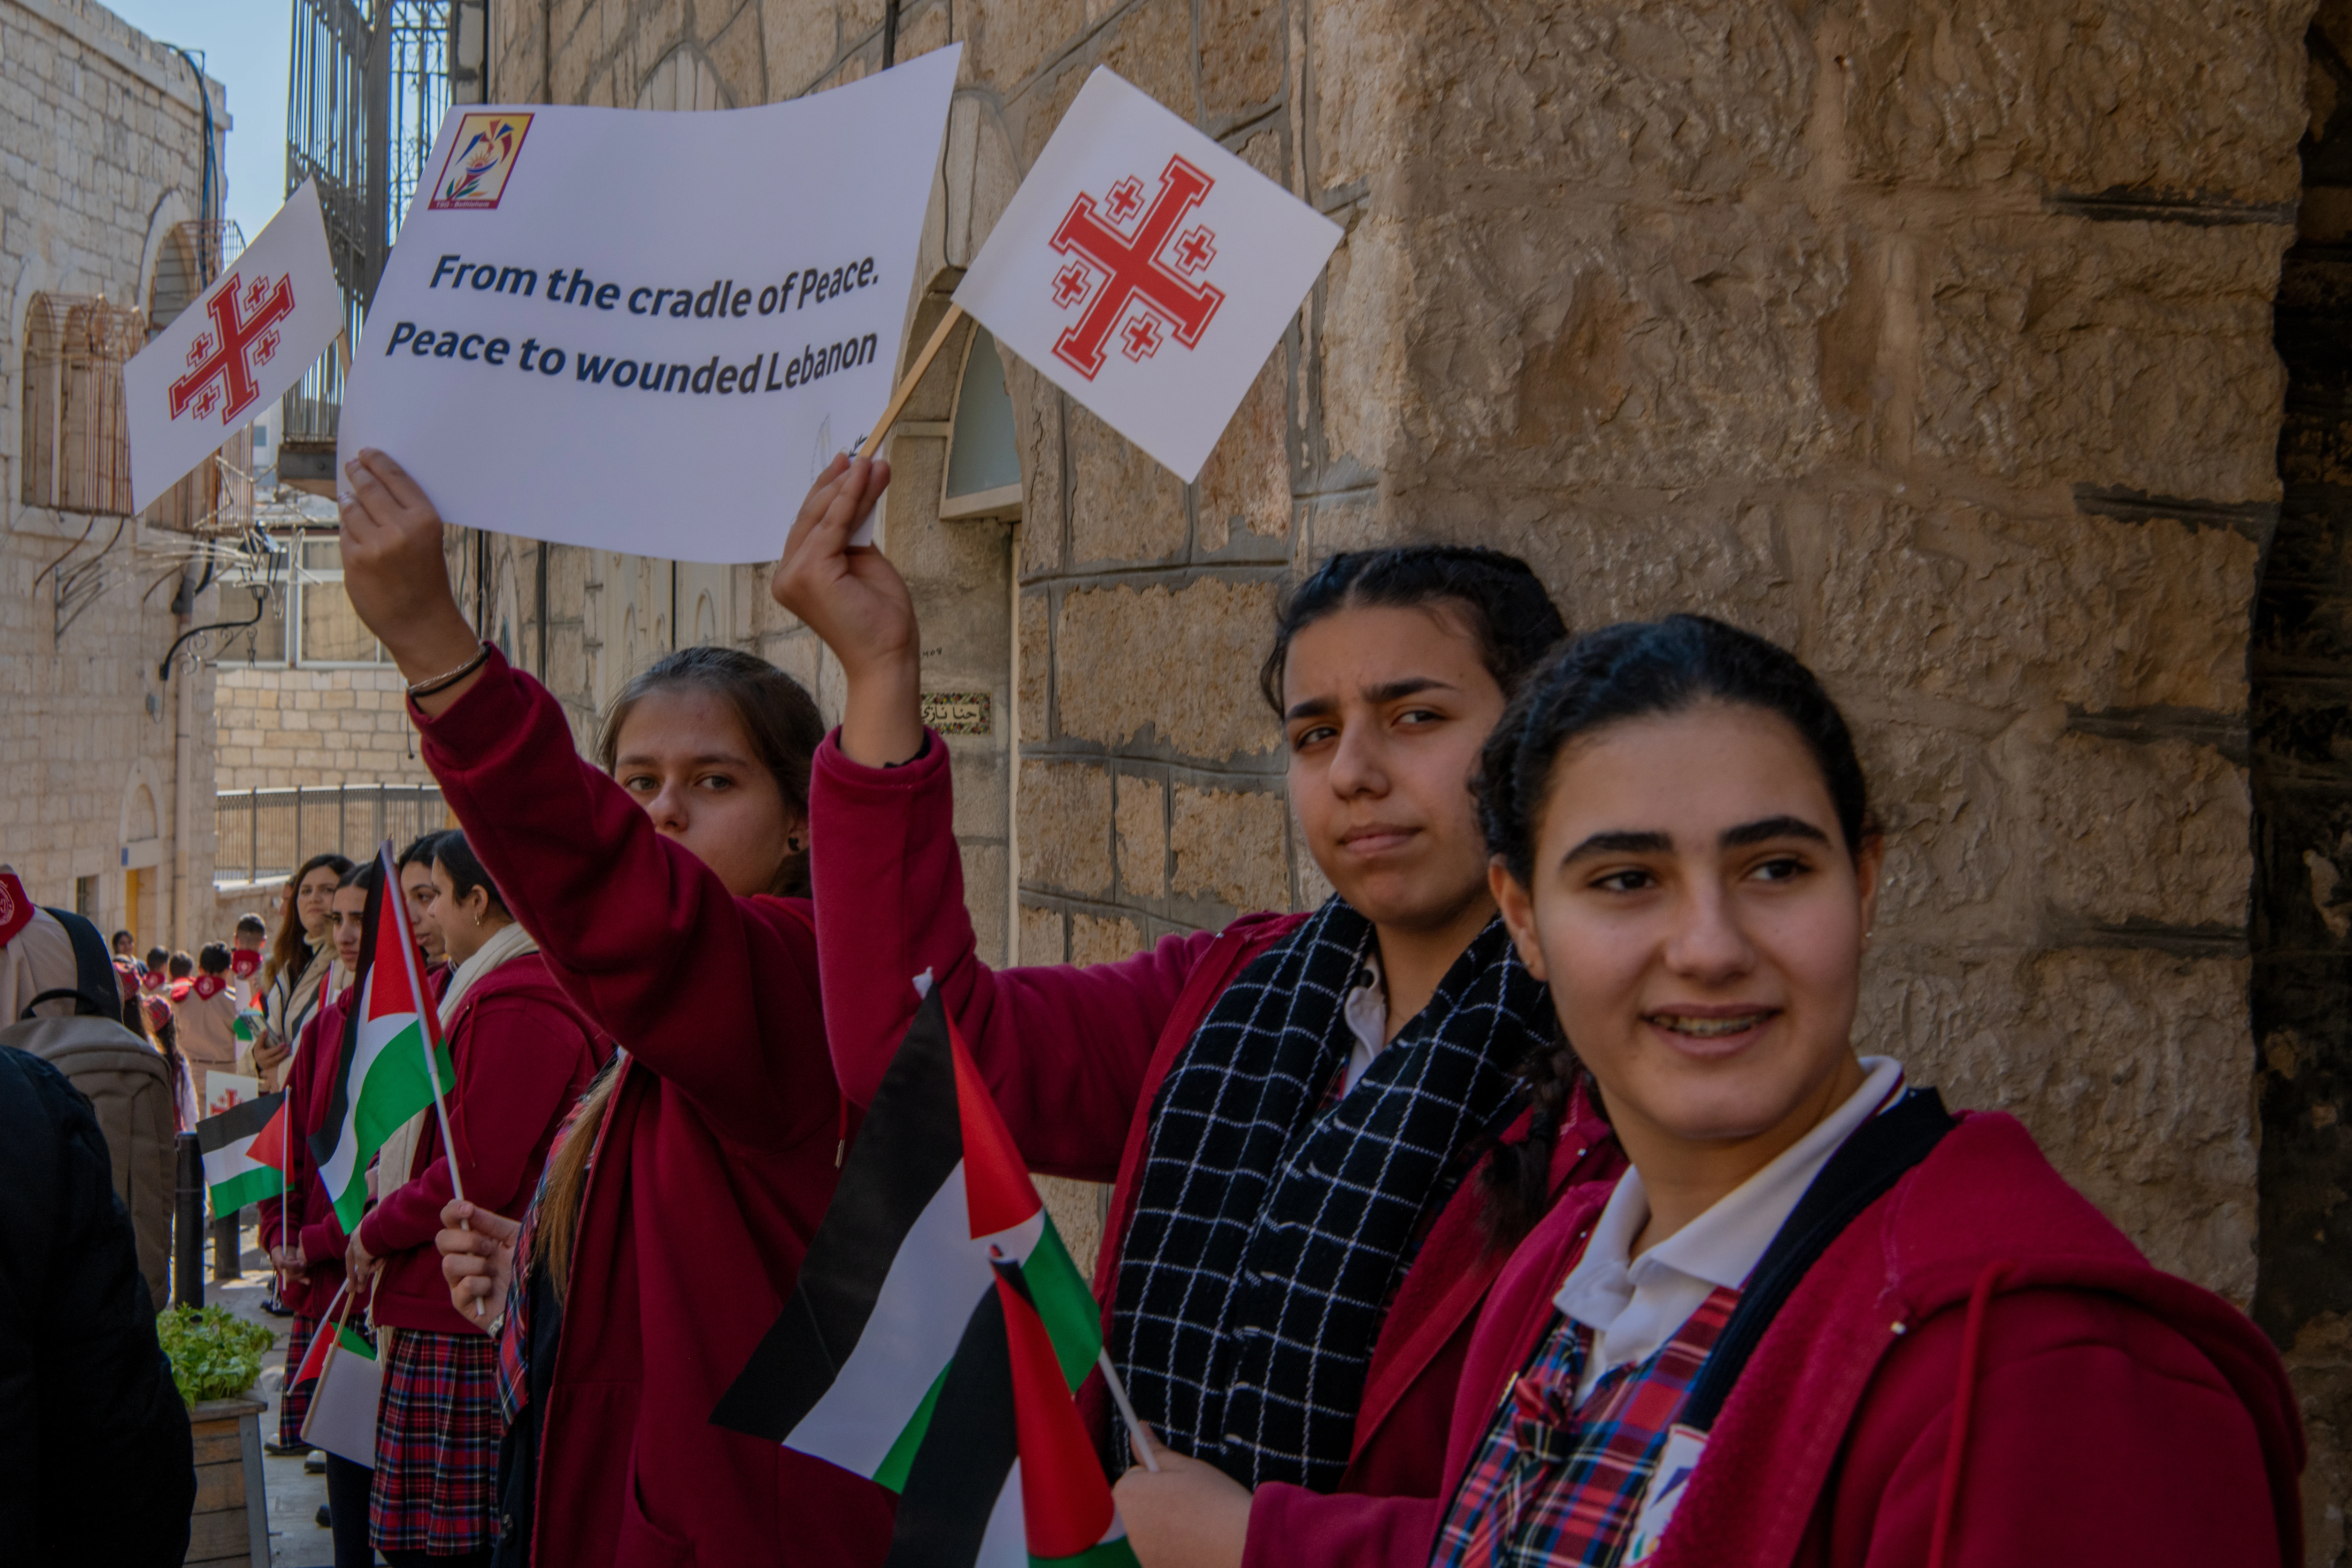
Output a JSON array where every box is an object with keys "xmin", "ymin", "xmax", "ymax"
[{"xmin": 184, "ymin": 1396, "xmax": 268, "ymax": 1567}]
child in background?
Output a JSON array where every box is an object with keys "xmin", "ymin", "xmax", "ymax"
[
  {"xmin": 140, "ymin": 947, "xmax": 168, "ymax": 995},
  {"xmin": 1401, "ymin": 616, "xmax": 2301, "ymax": 1568},
  {"xmin": 230, "ymin": 913, "xmax": 268, "ymax": 1000},
  {"xmin": 174, "ymin": 944, "xmax": 241, "ymax": 1110}
]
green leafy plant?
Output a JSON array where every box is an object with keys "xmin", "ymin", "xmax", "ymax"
[{"xmin": 156, "ymin": 1305, "xmax": 275, "ymax": 1405}]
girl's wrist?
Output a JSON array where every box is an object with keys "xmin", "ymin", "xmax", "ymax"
[{"xmin": 838, "ymin": 656, "xmax": 924, "ymax": 768}]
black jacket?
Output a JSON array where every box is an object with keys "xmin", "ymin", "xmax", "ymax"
[{"xmin": 0, "ymin": 1045, "xmax": 193, "ymax": 1561}]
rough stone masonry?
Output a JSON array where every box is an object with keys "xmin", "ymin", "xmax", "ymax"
[{"xmin": 478, "ymin": 0, "xmax": 2352, "ymax": 1549}]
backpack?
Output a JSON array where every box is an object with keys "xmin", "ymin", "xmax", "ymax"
[{"xmin": 0, "ymin": 907, "xmax": 177, "ymax": 1309}]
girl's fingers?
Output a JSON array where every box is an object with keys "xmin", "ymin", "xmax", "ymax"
[{"xmin": 356, "ymin": 448, "xmax": 430, "ymax": 512}]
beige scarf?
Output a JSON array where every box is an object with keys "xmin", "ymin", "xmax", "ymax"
[
  {"xmin": 372, "ymin": 919, "xmax": 538, "ymax": 1346},
  {"xmin": 246, "ymin": 952, "xmax": 344, "ymax": 1091}
]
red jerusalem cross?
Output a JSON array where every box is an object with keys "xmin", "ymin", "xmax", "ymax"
[
  {"xmin": 1048, "ymin": 155, "xmax": 1225, "ymax": 381},
  {"xmin": 168, "ymin": 269, "xmax": 296, "ymax": 424}
]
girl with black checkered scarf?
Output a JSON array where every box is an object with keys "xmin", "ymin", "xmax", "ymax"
[{"xmin": 777, "ymin": 455, "xmax": 1624, "ymax": 1568}]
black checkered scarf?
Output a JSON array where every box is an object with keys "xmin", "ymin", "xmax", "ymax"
[{"xmin": 1110, "ymin": 898, "xmax": 1547, "ymax": 1491}]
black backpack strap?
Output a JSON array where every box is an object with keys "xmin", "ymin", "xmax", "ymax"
[
  {"xmin": 39, "ymin": 907, "xmax": 124, "ymax": 1019},
  {"xmin": 1679, "ymin": 1086, "xmax": 1955, "ymax": 1433}
]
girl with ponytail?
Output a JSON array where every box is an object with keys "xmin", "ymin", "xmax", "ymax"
[{"xmin": 336, "ymin": 449, "xmax": 886, "ymax": 1568}]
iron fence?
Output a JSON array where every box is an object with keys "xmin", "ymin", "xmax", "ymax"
[{"xmin": 214, "ymin": 783, "xmax": 453, "ymax": 886}]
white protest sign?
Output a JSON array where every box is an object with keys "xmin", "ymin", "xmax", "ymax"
[
  {"xmin": 952, "ymin": 69, "xmax": 1340, "ymax": 484},
  {"xmin": 125, "ymin": 180, "xmax": 343, "ymax": 514},
  {"xmin": 338, "ymin": 47, "xmax": 960, "ymax": 565}
]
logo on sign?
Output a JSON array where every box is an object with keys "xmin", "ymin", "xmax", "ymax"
[
  {"xmin": 430, "ymin": 113, "xmax": 533, "ymax": 210},
  {"xmin": 169, "ymin": 271, "xmax": 296, "ymax": 425},
  {"xmin": 1046, "ymin": 154, "xmax": 1226, "ymax": 381}
]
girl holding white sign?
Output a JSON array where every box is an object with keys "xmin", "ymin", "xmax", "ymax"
[
  {"xmin": 773, "ymin": 453, "xmax": 1621, "ymax": 1564},
  {"xmin": 335, "ymin": 447, "xmax": 897, "ymax": 1568}
]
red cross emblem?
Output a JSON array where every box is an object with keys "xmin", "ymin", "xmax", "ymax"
[
  {"xmin": 167, "ymin": 268, "xmax": 296, "ymax": 425},
  {"xmin": 1047, "ymin": 155, "xmax": 1225, "ymax": 381}
]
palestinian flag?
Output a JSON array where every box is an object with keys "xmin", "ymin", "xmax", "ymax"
[
  {"xmin": 713, "ymin": 985, "xmax": 1099, "ymax": 1502},
  {"xmin": 288, "ymin": 1287, "xmax": 374, "ymax": 1388},
  {"xmin": 195, "ymin": 1091, "xmax": 287, "ymax": 1212},
  {"xmin": 991, "ymin": 1257, "xmax": 1141, "ymax": 1568},
  {"xmin": 309, "ymin": 844, "xmax": 453, "ymax": 1230}
]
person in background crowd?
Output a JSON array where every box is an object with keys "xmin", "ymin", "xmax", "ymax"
[
  {"xmin": 0, "ymin": 1043, "xmax": 195, "ymax": 1562},
  {"xmin": 142, "ymin": 996, "xmax": 193, "ymax": 1134},
  {"xmin": 265, "ymin": 862, "xmax": 376, "ymax": 1562},
  {"xmin": 347, "ymin": 830, "xmax": 601, "ymax": 1568},
  {"xmin": 173, "ymin": 945, "xmax": 241, "ymax": 1113},
  {"xmin": 248, "ymin": 853, "xmax": 354, "ymax": 1093},
  {"xmin": 141, "ymin": 947, "xmax": 168, "ymax": 995},
  {"xmin": 337, "ymin": 445, "xmax": 890, "ymax": 1568},
  {"xmin": 1371, "ymin": 616, "xmax": 2303, "ymax": 1568},
  {"xmin": 111, "ymin": 929, "xmax": 136, "ymax": 961},
  {"xmin": 776, "ymin": 453, "xmax": 1619, "ymax": 1563},
  {"xmin": 230, "ymin": 913, "xmax": 268, "ymax": 997},
  {"xmin": 0, "ymin": 867, "xmax": 77, "ymax": 1022},
  {"xmin": 398, "ymin": 831, "xmax": 450, "ymax": 970}
]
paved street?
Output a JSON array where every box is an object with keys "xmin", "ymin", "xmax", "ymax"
[{"xmin": 205, "ymin": 1227, "xmax": 337, "ymax": 1567}]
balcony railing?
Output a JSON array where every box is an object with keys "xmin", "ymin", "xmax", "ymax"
[{"xmin": 214, "ymin": 783, "xmax": 453, "ymax": 886}]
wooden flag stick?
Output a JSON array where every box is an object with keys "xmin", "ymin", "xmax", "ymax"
[
  {"xmin": 1096, "ymin": 1348, "xmax": 1161, "ymax": 1474},
  {"xmin": 852, "ymin": 302, "xmax": 964, "ymax": 461}
]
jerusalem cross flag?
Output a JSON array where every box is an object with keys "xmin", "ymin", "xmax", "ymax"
[
  {"xmin": 123, "ymin": 178, "xmax": 344, "ymax": 513},
  {"xmin": 952, "ymin": 69, "xmax": 1340, "ymax": 483}
]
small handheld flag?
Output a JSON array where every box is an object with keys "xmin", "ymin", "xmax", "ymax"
[
  {"xmin": 195, "ymin": 1091, "xmax": 287, "ymax": 1213},
  {"xmin": 714, "ymin": 986, "xmax": 1104, "ymax": 1492},
  {"xmin": 309, "ymin": 842, "xmax": 455, "ymax": 1229},
  {"xmin": 991, "ymin": 1256, "xmax": 1142, "ymax": 1568}
]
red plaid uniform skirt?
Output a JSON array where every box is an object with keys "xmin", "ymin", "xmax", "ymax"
[
  {"xmin": 370, "ymin": 1326, "xmax": 501, "ymax": 1554},
  {"xmin": 278, "ymin": 1313, "xmax": 319, "ymax": 1449}
]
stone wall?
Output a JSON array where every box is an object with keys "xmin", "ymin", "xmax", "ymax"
[
  {"xmin": 214, "ymin": 666, "xmax": 437, "ymax": 790},
  {"xmin": 482, "ymin": 0, "xmax": 2339, "ymax": 1534},
  {"xmin": 0, "ymin": 0, "xmax": 228, "ymax": 948}
]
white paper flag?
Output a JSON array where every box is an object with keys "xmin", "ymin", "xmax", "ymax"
[
  {"xmin": 124, "ymin": 179, "xmax": 344, "ymax": 515},
  {"xmin": 953, "ymin": 69, "xmax": 1340, "ymax": 484},
  {"xmin": 339, "ymin": 48, "xmax": 959, "ymax": 565}
]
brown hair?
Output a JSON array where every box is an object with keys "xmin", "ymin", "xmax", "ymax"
[
  {"xmin": 539, "ymin": 646, "xmax": 825, "ymax": 1299},
  {"xmin": 259, "ymin": 851, "xmax": 353, "ymax": 997}
]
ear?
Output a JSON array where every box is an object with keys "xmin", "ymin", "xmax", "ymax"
[
  {"xmin": 1488, "ymin": 857, "xmax": 1549, "ymax": 984},
  {"xmin": 1853, "ymin": 831, "xmax": 1885, "ymax": 944}
]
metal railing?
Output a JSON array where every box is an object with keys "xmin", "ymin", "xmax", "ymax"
[{"xmin": 214, "ymin": 783, "xmax": 453, "ymax": 886}]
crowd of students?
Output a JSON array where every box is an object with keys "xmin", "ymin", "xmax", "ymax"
[{"xmin": 149, "ymin": 441, "xmax": 2298, "ymax": 1568}]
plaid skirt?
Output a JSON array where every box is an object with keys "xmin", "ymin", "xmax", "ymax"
[
  {"xmin": 370, "ymin": 1327, "xmax": 501, "ymax": 1554},
  {"xmin": 278, "ymin": 1314, "xmax": 319, "ymax": 1449}
]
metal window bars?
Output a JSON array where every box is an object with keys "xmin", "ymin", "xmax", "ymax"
[{"xmin": 213, "ymin": 783, "xmax": 455, "ymax": 887}]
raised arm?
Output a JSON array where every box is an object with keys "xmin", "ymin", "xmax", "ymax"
[{"xmin": 337, "ymin": 448, "xmax": 836, "ymax": 1152}]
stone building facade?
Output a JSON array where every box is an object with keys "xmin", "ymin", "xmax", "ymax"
[
  {"xmin": 1, "ymin": 0, "xmax": 229, "ymax": 949},
  {"xmin": 448, "ymin": 0, "xmax": 2352, "ymax": 1543}
]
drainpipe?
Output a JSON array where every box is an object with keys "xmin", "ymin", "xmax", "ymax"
[{"xmin": 170, "ymin": 563, "xmax": 200, "ymax": 946}]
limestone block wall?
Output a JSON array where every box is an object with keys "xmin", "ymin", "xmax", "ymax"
[
  {"xmin": 213, "ymin": 667, "xmax": 437, "ymax": 790},
  {"xmin": 0, "ymin": 0, "xmax": 228, "ymax": 949},
  {"xmin": 483, "ymin": 0, "xmax": 2343, "ymax": 1531}
]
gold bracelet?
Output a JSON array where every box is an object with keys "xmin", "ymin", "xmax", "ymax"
[{"xmin": 407, "ymin": 643, "xmax": 492, "ymax": 699}]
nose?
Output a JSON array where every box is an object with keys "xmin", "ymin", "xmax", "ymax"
[
  {"xmin": 1662, "ymin": 876, "xmax": 1757, "ymax": 985},
  {"xmin": 1325, "ymin": 714, "xmax": 1389, "ymax": 799},
  {"xmin": 645, "ymin": 778, "xmax": 689, "ymax": 835}
]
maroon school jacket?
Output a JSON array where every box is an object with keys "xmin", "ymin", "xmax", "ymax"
[
  {"xmin": 1267, "ymin": 1111, "xmax": 2305, "ymax": 1568},
  {"xmin": 262, "ymin": 991, "xmax": 352, "ymax": 1320},
  {"xmin": 809, "ymin": 730, "xmax": 1625, "ymax": 1543},
  {"xmin": 413, "ymin": 648, "xmax": 893, "ymax": 1568},
  {"xmin": 355, "ymin": 951, "xmax": 601, "ymax": 1334}
]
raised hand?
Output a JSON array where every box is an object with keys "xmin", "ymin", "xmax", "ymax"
[
  {"xmin": 769, "ymin": 453, "xmax": 925, "ymax": 766},
  {"xmin": 337, "ymin": 448, "xmax": 485, "ymax": 715}
]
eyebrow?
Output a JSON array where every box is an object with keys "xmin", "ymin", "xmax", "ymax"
[
  {"xmin": 615, "ymin": 752, "xmax": 753, "ymax": 770},
  {"xmin": 1284, "ymin": 676, "xmax": 1459, "ymax": 723},
  {"xmin": 1560, "ymin": 815, "xmax": 1831, "ymax": 865}
]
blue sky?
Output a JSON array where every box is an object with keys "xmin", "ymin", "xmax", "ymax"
[{"xmin": 105, "ymin": 0, "xmax": 290, "ymax": 247}]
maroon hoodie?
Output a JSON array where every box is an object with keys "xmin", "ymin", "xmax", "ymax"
[
  {"xmin": 413, "ymin": 648, "xmax": 894, "ymax": 1568},
  {"xmin": 1250, "ymin": 1110, "xmax": 2303, "ymax": 1567}
]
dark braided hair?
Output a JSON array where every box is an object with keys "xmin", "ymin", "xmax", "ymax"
[
  {"xmin": 1473, "ymin": 614, "xmax": 1876, "ymax": 1242},
  {"xmin": 1258, "ymin": 545, "xmax": 1568, "ymax": 715}
]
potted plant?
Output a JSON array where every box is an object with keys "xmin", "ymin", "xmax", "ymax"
[{"xmin": 157, "ymin": 1306, "xmax": 275, "ymax": 1567}]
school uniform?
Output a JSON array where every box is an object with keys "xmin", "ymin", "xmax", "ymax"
[
  {"xmin": 261, "ymin": 991, "xmax": 358, "ymax": 1450},
  {"xmin": 356, "ymin": 938, "xmax": 600, "ymax": 1558},
  {"xmin": 173, "ymin": 973, "xmax": 240, "ymax": 1110},
  {"xmin": 809, "ymin": 731, "xmax": 1625, "ymax": 1532},
  {"xmin": 1309, "ymin": 1063, "xmax": 2305, "ymax": 1568},
  {"xmin": 408, "ymin": 646, "xmax": 894, "ymax": 1568}
]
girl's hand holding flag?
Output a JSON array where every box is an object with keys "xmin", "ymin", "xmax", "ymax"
[
  {"xmin": 435, "ymin": 1198, "xmax": 518, "ymax": 1329},
  {"xmin": 1113, "ymin": 1428, "xmax": 1250, "ymax": 1568}
]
